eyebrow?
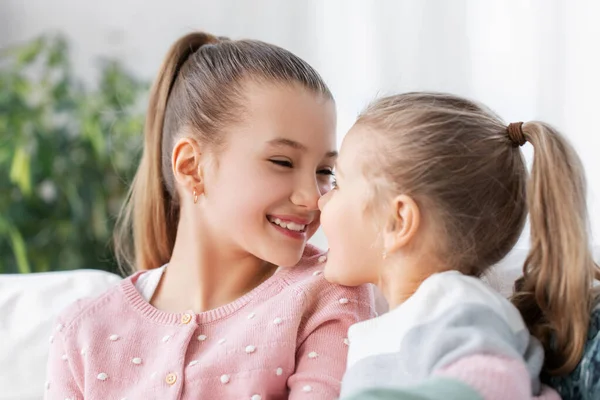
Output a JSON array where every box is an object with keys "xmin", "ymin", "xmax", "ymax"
[{"xmin": 267, "ymin": 137, "xmax": 338, "ymax": 158}]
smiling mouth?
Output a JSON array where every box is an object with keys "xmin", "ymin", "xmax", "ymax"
[{"xmin": 267, "ymin": 216, "xmax": 308, "ymax": 233}]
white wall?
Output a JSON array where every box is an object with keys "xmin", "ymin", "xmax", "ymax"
[{"xmin": 2, "ymin": 0, "xmax": 599, "ymax": 248}]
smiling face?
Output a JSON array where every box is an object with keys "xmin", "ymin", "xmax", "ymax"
[{"xmin": 195, "ymin": 82, "xmax": 337, "ymax": 267}]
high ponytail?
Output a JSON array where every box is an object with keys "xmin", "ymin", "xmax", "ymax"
[
  {"xmin": 114, "ymin": 33, "xmax": 219, "ymax": 272},
  {"xmin": 512, "ymin": 122, "xmax": 600, "ymax": 375},
  {"xmin": 114, "ymin": 31, "xmax": 331, "ymax": 273}
]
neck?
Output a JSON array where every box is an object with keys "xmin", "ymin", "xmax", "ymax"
[
  {"xmin": 151, "ymin": 217, "xmax": 277, "ymax": 314},
  {"xmin": 377, "ymin": 254, "xmax": 443, "ymax": 309}
]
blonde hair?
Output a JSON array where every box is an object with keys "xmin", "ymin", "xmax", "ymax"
[
  {"xmin": 357, "ymin": 92, "xmax": 600, "ymax": 375},
  {"xmin": 114, "ymin": 32, "xmax": 331, "ymax": 274}
]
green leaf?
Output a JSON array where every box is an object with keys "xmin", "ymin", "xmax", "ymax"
[
  {"xmin": 9, "ymin": 147, "xmax": 32, "ymax": 196},
  {"xmin": 0, "ymin": 216, "xmax": 30, "ymax": 274},
  {"xmin": 82, "ymin": 118, "xmax": 106, "ymax": 160},
  {"xmin": 16, "ymin": 37, "xmax": 45, "ymax": 66},
  {"xmin": 8, "ymin": 226, "xmax": 30, "ymax": 273},
  {"xmin": 48, "ymin": 37, "xmax": 68, "ymax": 68},
  {"xmin": 13, "ymin": 76, "xmax": 31, "ymax": 100}
]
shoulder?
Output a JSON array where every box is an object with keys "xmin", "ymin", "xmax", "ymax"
[
  {"xmin": 55, "ymin": 275, "xmax": 133, "ymax": 339},
  {"xmin": 419, "ymin": 271, "xmax": 525, "ymax": 329}
]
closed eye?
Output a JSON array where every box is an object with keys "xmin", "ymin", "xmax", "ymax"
[
  {"xmin": 318, "ymin": 168, "xmax": 334, "ymax": 176},
  {"xmin": 270, "ymin": 159, "xmax": 293, "ymax": 168}
]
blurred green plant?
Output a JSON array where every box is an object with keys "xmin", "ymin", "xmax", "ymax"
[{"xmin": 0, "ymin": 35, "xmax": 148, "ymax": 274}]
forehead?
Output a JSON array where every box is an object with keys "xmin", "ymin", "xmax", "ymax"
[
  {"xmin": 338, "ymin": 125, "xmax": 371, "ymax": 172},
  {"xmin": 234, "ymin": 81, "xmax": 336, "ymax": 146}
]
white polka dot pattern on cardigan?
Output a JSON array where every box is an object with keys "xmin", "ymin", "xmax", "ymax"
[
  {"xmin": 97, "ymin": 372, "xmax": 108, "ymax": 381},
  {"xmin": 44, "ymin": 246, "xmax": 374, "ymax": 399}
]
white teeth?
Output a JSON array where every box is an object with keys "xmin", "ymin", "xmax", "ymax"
[
  {"xmin": 286, "ymin": 222, "xmax": 304, "ymax": 231},
  {"xmin": 269, "ymin": 217, "xmax": 306, "ymax": 232}
]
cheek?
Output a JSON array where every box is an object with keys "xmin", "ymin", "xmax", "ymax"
[
  {"xmin": 321, "ymin": 196, "xmax": 375, "ymax": 286},
  {"xmin": 319, "ymin": 194, "xmax": 340, "ymax": 243},
  {"xmin": 210, "ymin": 163, "xmax": 288, "ymax": 219}
]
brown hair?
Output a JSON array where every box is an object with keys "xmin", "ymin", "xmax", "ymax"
[
  {"xmin": 357, "ymin": 92, "xmax": 600, "ymax": 375},
  {"xmin": 114, "ymin": 32, "xmax": 331, "ymax": 274}
]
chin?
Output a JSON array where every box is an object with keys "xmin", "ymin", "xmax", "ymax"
[
  {"xmin": 323, "ymin": 269, "xmax": 339, "ymax": 284},
  {"xmin": 263, "ymin": 247, "xmax": 305, "ymax": 268},
  {"xmin": 324, "ymin": 258, "xmax": 369, "ymax": 287},
  {"xmin": 323, "ymin": 265, "xmax": 355, "ymax": 287}
]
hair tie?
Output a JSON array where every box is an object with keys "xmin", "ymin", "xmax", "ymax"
[{"xmin": 507, "ymin": 122, "xmax": 526, "ymax": 147}]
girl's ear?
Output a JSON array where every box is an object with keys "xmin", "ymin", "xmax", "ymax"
[
  {"xmin": 172, "ymin": 136, "xmax": 204, "ymax": 195},
  {"xmin": 382, "ymin": 194, "xmax": 421, "ymax": 256}
]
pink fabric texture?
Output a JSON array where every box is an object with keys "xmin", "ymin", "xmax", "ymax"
[
  {"xmin": 44, "ymin": 245, "xmax": 375, "ymax": 399},
  {"xmin": 436, "ymin": 354, "xmax": 561, "ymax": 400}
]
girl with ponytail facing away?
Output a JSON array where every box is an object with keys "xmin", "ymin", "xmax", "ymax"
[
  {"xmin": 318, "ymin": 92, "xmax": 600, "ymax": 399},
  {"xmin": 44, "ymin": 32, "xmax": 375, "ymax": 400}
]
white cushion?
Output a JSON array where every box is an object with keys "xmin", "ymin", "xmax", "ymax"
[{"xmin": 0, "ymin": 269, "xmax": 121, "ymax": 400}]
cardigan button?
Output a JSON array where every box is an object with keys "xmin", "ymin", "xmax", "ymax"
[
  {"xmin": 165, "ymin": 372, "xmax": 177, "ymax": 385},
  {"xmin": 181, "ymin": 313, "xmax": 193, "ymax": 324}
]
